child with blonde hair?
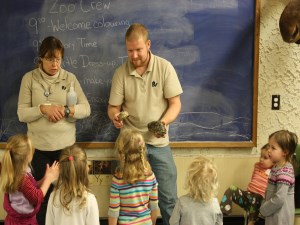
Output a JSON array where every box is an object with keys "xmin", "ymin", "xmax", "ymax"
[
  {"xmin": 46, "ymin": 144, "xmax": 100, "ymax": 225},
  {"xmin": 169, "ymin": 156, "xmax": 222, "ymax": 225},
  {"xmin": 220, "ymin": 144, "xmax": 273, "ymax": 225},
  {"xmin": 0, "ymin": 134, "xmax": 59, "ymax": 224},
  {"xmin": 108, "ymin": 129, "xmax": 159, "ymax": 225},
  {"xmin": 260, "ymin": 130, "xmax": 298, "ymax": 225}
]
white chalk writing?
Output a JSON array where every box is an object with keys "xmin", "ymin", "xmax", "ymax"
[
  {"xmin": 80, "ymin": 55, "xmax": 117, "ymax": 68},
  {"xmin": 49, "ymin": 0, "xmax": 110, "ymax": 14},
  {"xmin": 84, "ymin": 78, "xmax": 112, "ymax": 86},
  {"xmin": 49, "ymin": 16, "xmax": 129, "ymax": 32}
]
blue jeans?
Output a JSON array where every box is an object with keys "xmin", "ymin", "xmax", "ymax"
[{"xmin": 146, "ymin": 144, "xmax": 177, "ymax": 225}]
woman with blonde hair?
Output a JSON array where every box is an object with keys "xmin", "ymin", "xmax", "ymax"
[
  {"xmin": 108, "ymin": 129, "xmax": 159, "ymax": 225},
  {"xmin": 46, "ymin": 144, "xmax": 99, "ymax": 225},
  {"xmin": 170, "ymin": 156, "xmax": 223, "ymax": 225}
]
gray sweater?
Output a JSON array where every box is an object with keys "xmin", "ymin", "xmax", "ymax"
[
  {"xmin": 260, "ymin": 163, "xmax": 295, "ymax": 225},
  {"xmin": 169, "ymin": 195, "xmax": 223, "ymax": 225}
]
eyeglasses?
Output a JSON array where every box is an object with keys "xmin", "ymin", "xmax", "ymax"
[{"xmin": 43, "ymin": 57, "xmax": 62, "ymax": 63}]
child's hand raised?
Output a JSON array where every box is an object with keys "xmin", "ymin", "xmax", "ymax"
[
  {"xmin": 45, "ymin": 161, "xmax": 59, "ymax": 183},
  {"xmin": 40, "ymin": 161, "xmax": 60, "ymax": 197}
]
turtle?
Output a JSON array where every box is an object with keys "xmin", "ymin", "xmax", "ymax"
[
  {"xmin": 147, "ymin": 121, "xmax": 166, "ymax": 137},
  {"xmin": 118, "ymin": 111, "xmax": 129, "ymax": 121}
]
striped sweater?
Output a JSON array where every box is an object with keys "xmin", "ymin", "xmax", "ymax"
[
  {"xmin": 247, "ymin": 162, "xmax": 271, "ymax": 197},
  {"xmin": 108, "ymin": 172, "xmax": 158, "ymax": 225}
]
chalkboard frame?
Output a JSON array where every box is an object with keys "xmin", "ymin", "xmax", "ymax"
[{"xmin": 0, "ymin": 0, "xmax": 260, "ymax": 149}]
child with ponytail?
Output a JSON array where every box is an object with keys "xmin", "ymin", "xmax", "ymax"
[
  {"xmin": 0, "ymin": 134, "xmax": 59, "ymax": 225},
  {"xmin": 46, "ymin": 144, "xmax": 100, "ymax": 225},
  {"xmin": 108, "ymin": 129, "xmax": 159, "ymax": 225}
]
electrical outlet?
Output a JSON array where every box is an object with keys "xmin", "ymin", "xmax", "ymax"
[{"xmin": 271, "ymin": 95, "xmax": 280, "ymax": 110}]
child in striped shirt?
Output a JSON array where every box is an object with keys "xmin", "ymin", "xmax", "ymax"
[
  {"xmin": 108, "ymin": 129, "xmax": 159, "ymax": 225},
  {"xmin": 220, "ymin": 144, "xmax": 273, "ymax": 225}
]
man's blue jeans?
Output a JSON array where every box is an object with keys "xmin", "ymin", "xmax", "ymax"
[{"xmin": 146, "ymin": 144, "xmax": 178, "ymax": 225}]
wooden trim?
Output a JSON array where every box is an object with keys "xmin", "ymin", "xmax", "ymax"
[
  {"xmin": 251, "ymin": 0, "xmax": 260, "ymax": 148},
  {"xmin": 75, "ymin": 141, "xmax": 256, "ymax": 148},
  {"xmin": 0, "ymin": 141, "xmax": 255, "ymax": 149}
]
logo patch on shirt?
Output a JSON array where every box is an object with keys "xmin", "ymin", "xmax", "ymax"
[{"xmin": 152, "ymin": 81, "xmax": 158, "ymax": 87}]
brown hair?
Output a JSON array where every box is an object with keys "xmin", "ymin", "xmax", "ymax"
[
  {"xmin": 37, "ymin": 36, "xmax": 64, "ymax": 65},
  {"xmin": 269, "ymin": 130, "xmax": 298, "ymax": 166},
  {"xmin": 260, "ymin": 143, "xmax": 270, "ymax": 153}
]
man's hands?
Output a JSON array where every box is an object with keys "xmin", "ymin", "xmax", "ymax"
[
  {"xmin": 147, "ymin": 121, "xmax": 167, "ymax": 138},
  {"xmin": 112, "ymin": 111, "xmax": 167, "ymax": 139},
  {"xmin": 112, "ymin": 111, "xmax": 129, "ymax": 129}
]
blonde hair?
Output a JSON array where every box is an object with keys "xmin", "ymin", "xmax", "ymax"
[
  {"xmin": 53, "ymin": 145, "xmax": 89, "ymax": 214},
  {"xmin": 125, "ymin": 23, "xmax": 149, "ymax": 42},
  {"xmin": 0, "ymin": 134, "xmax": 34, "ymax": 193},
  {"xmin": 185, "ymin": 156, "xmax": 219, "ymax": 202},
  {"xmin": 115, "ymin": 129, "xmax": 152, "ymax": 184}
]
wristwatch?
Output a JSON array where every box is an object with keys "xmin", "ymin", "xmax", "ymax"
[{"xmin": 64, "ymin": 105, "xmax": 70, "ymax": 117}]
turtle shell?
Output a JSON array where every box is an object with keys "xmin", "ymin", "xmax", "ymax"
[{"xmin": 147, "ymin": 121, "xmax": 166, "ymax": 137}]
